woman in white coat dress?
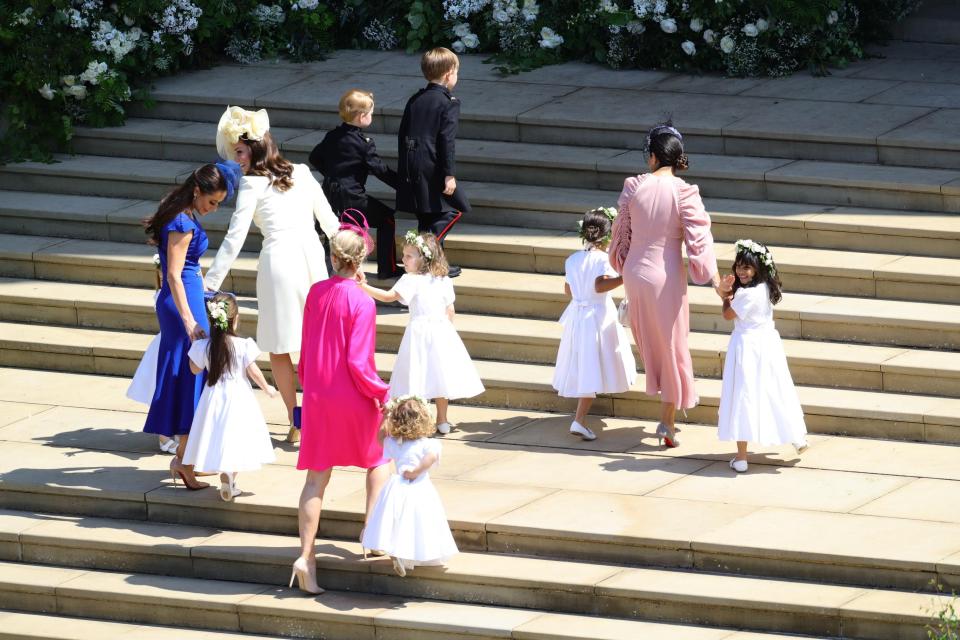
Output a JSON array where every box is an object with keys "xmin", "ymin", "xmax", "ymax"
[{"xmin": 207, "ymin": 106, "xmax": 340, "ymax": 442}]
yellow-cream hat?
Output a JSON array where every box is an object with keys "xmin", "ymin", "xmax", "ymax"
[{"xmin": 216, "ymin": 106, "xmax": 270, "ymax": 161}]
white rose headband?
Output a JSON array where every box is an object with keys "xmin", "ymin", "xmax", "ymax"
[
  {"xmin": 216, "ymin": 106, "xmax": 271, "ymax": 162},
  {"xmin": 404, "ymin": 230, "xmax": 433, "ymax": 262},
  {"xmin": 734, "ymin": 238, "xmax": 777, "ymax": 277}
]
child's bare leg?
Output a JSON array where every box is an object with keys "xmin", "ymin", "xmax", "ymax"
[
  {"xmin": 574, "ymin": 398, "xmax": 593, "ymax": 423},
  {"xmin": 435, "ymin": 398, "xmax": 449, "ymax": 425},
  {"xmin": 735, "ymin": 441, "xmax": 748, "ymax": 461},
  {"xmin": 269, "ymin": 352, "xmax": 298, "ymax": 422}
]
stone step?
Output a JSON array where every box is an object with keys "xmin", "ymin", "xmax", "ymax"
[
  {"xmin": 123, "ymin": 55, "xmax": 960, "ymax": 170},
  {"xmin": 7, "ymin": 367, "xmax": 960, "ymax": 591},
  {"xmin": 3, "ymin": 260, "xmax": 960, "ymax": 351},
  {"xmin": 4, "ymin": 182, "xmax": 960, "ymax": 260},
  {"xmin": 2, "ymin": 295, "xmax": 958, "ymax": 401},
  {"xmin": 63, "ymin": 119, "xmax": 960, "ymax": 212},
  {"xmin": 3, "ymin": 216, "xmax": 960, "ymax": 305},
  {"xmin": 0, "ymin": 318, "xmax": 958, "ymax": 443},
  {"xmin": 0, "ymin": 509, "xmax": 944, "ymax": 639},
  {"xmin": 0, "ymin": 610, "xmax": 285, "ymax": 639}
]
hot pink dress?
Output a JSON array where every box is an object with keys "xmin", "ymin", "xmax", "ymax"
[
  {"xmin": 609, "ymin": 174, "xmax": 718, "ymax": 410},
  {"xmin": 297, "ymin": 275, "xmax": 390, "ymax": 471}
]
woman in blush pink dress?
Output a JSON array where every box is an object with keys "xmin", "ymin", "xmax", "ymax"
[
  {"xmin": 291, "ymin": 223, "xmax": 391, "ymax": 596},
  {"xmin": 609, "ymin": 123, "xmax": 728, "ymax": 448}
]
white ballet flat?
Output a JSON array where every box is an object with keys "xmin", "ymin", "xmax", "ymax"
[
  {"xmin": 793, "ymin": 441, "xmax": 809, "ymax": 455},
  {"xmin": 219, "ymin": 474, "xmax": 240, "ymax": 501},
  {"xmin": 159, "ymin": 439, "xmax": 178, "ymax": 455},
  {"xmin": 435, "ymin": 422, "xmax": 451, "ymax": 435},
  {"xmin": 729, "ymin": 458, "xmax": 748, "ymax": 473},
  {"xmin": 569, "ymin": 420, "xmax": 597, "ymax": 441}
]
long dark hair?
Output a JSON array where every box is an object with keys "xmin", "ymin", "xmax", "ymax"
[
  {"xmin": 205, "ymin": 292, "xmax": 240, "ymax": 386},
  {"xmin": 646, "ymin": 120, "xmax": 689, "ymax": 172},
  {"xmin": 243, "ymin": 131, "xmax": 294, "ymax": 192},
  {"xmin": 732, "ymin": 244, "xmax": 782, "ymax": 305},
  {"xmin": 143, "ymin": 164, "xmax": 227, "ymax": 245}
]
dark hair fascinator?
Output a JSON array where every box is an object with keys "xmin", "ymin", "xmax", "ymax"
[{"xmin": 214, "ymin": 159, "xmax": 243, "ymax": 201}]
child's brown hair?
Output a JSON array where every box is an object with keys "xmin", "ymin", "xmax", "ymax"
[
  {"xmin": 338, "ymin": 89, "xmax": 374, "ymax": 123},
  {"xmin": 385, "ymin": 396, "xmax": 434, "ymax": 441},
  {"xmin": 404, "ymin": 231, "xmax": 449, "ymax": 277},
  {"xmin": 205, "ymin": 292, "xmax": 240, "ymax": 386},
  {"xmin": 420, "ymin": 47, "xmax": 459, "ymax": 82}
]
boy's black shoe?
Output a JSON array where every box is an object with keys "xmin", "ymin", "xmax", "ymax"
[{"xmin": 447, "ymin": 265, "xmax": 462, "ymax": 278}]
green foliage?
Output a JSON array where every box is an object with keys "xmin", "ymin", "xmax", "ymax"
[
  {"xmin": 404, "ymin": 0, "xmax": 446, "ymax": 52},
  {"xmin": 929, "ymin": 589, "xmax": 960, "ymax": 640}
]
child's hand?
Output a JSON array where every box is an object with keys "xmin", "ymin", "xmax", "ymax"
[
  {"xmin": 355, "ymin": 270, "xmax": 367, "ymax": 285},
  {"xmin": 401, "ymin": 467, "xmax": 421, "ymax": 481},
  {"xmin": 443, "ymin": 176, "xmax": 456, "ymax": 196},
  {"xmin": 265, "ymin": 385, "xmax": 278, "ymax": 398}
]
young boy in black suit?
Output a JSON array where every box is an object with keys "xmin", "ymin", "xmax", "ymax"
[
  {"xmin": 310, "ymin": 89, "xmax": 403, "ymax": 279},
  {"xmin": 397, "ymin": 47, "xmax": 469, "ymax": 278}
]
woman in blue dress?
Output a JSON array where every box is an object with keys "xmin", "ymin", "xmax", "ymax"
[{"xmin": 142, "ymin": 162, "xmax": 237, "ymax": 490}]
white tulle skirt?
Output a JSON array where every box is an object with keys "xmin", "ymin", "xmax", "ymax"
[
  {"xmin": 126, "ymin": 333, "xmax": 161, "ymax": 405},
  {"xmin": 553, "ymin": 300, "xmax": 636, "ymax": 398},
  {"xmin": 361, "ymin": 472, "xmax": 458, "ymax": 566}
]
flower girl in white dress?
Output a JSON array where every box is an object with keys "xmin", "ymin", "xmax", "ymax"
[
  {"xmin": 183, "ymin": 292, "xmax": 278, "ymax": 500},
  {"xmin": 361, "ymin": 231, "xmax": 484, "ymax": 434},
  {"xmin": 553, "ymin": 208, "xmax": 637, "ymax": 441},
  {"xmin": 361, "ymin": 395, "xmax": 458, "ymax": 576},
  {"xmin": 718, "ymin": 240, "xmax": 808, "ymax": 473}
]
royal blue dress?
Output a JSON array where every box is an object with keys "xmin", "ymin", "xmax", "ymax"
[{"xmin": 143, "ymin": 213, "xmax": 210, "ymax": 437}]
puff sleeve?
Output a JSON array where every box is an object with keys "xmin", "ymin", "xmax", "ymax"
[
  {"xmin": 610, "ymin": 176, "xmax": 639, "ymax": 274},
  {"xmin": 392, "ymin": 274, "xmax": 417, "ymax": 306},
  {"xmin": 243, "ymin": 338, "xmax": 261, "ymax": 369},
  {"xmin": 678, "ymin": 181, "xmax": 718, "ymax": 285},
  {"xmin": 204, "ymin": 177, "xmax": 257, "ymax": 291},
  {"xmin": 187, "ymin": 338, "xmax": 209, "ymax": 370}
]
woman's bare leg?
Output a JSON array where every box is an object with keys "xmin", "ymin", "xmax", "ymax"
[
  {"xmin": 735, "ymin": 441, "xmax": 748, "ymax": 461},
  {"xmin": 270, "ymin": 352, "xmax": 298, "ymax": 422},
  {"xmin": 660, "ymin": 402, "xmax": 677, "ymax": 438},
  {"xmin": 298, "ymin": 468, "xmax": 332, "ymax": 561},
  {"xmin": 435, "ymin": 397, "xmax": 449, "ymax": 425},
  {"xmin": 364, "ymin": 463, "xmax": 391, "ymax": 525}
]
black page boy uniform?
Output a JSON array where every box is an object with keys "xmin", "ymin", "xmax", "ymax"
[
  {"xmin": 310, "ymin": 124, "xmax": 402, "ymax": 279},
  {"xmin": 397, "ymin": 82, "xmax": 469, "ymax": 276}
]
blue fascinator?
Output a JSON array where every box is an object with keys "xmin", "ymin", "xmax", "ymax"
[{"xmin": 214, "ymin": 159, "xmax": 243, "ymax": 201}]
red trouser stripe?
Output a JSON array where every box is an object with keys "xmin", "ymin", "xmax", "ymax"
[{"xmin": 437, "ymin": 211, "xmax": 462, "ymax": 241}]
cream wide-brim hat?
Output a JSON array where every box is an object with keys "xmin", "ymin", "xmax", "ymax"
[{"xmin": 216, "ymin": 106, "xmax": 270, "ymax": 162}]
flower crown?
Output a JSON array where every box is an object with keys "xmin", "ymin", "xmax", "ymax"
[
  {"xmin": 385, "ymin": 394, "xmax": 429, "ymax": 413},
  {"xmin": 577, "ymin": 206, "xmax": 617, "ymax": 244},
  {"xmin": 404, "ymin": 230, "xmax": 433, "ymax": 262},
  {"xmin": 206, "ymin": 299, "xmax": 230, "ymax": 331},
  {"xmin": 734, "ymin": 238, "xmax": 777, "ymax": 276}
]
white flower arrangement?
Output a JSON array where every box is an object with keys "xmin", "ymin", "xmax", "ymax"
[
  {"xmin": 720, "ymin": 34, "xmax": 735, "ymax": 53},
  {"xmin": 659, "ymin": 18, "xmax": 677, "ymax": 33},
  {"xmin": 404, "ymin": 230, "xmax": 433, "ymax": 262},
  {"xmin": 703, "ymin": 28, "xmax": 716, "ymax": 43},
  {"xmin": 734, "ymin": 239, "xmax": 777, "ymax": 276},
  {"xmin": 741, "ymin": 22, "xmax": 758, "ymax": 37},
  {"xmin": 681, "ymin": 40, "xmax": 696, "ymax": 55},
  {"xmin": 521, "ymin": 0, "xmax": 539, "ymax": 22},
  {"xmin": 689, "ymin": 17, "xmax": 703, "ymax": 32},
  {"xmin": 38, "ymin": 84, "xmax": 56, "ymax": 100},
  {"xmin": 207, "ymin": 299, "xmax": 230, "ymax": 331},
  {"xmin": 79, "ymin": 61, "xmax": 109, "ymax": 85},
  {"xmin": 826, "ymin": 10, "xmax": 839, "ymax": 25},
  {"xmin": 756, "ymin": 18, "xmax": 769, "ymax": 32},
  {"xmin": 539, "ymin": 26, "xmax": 563, "ymax": 49},
  {"xmin": 153, "ymin": 254, "xmax": 161, "ymax": 268}
]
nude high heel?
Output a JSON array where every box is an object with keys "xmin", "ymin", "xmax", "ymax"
[
  {"xmin": 359, "ymin": 528, "xmax": 384, "ymax": 560},
  {"xmin": 289, "ymin": 557, "xmax": 323, "ymax": 595},
  {"xmin": 169, "ymin": 457, "xmax": 210, "ymax": 491},
  {"xmin": 655, "ymin": 423, "xmax": 680, "ymax": 449}
]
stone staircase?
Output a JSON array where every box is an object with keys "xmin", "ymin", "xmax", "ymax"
[{"xmin": 1, "ymin": 48, "xmax": 960, "ymax": 638}]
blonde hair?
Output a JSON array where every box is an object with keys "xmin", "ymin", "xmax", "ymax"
[
  {"xmin": 421, "ymin": 47, "xmax": 459, "ymax": 82},
  {"xmin": 404, "ymin": 232, "xmax": 449, "ymax": 277},
  {"xmin": 330, "ymin": 229, "xmax": 368, "ymax": 269},
  {"xmin": 385, "ymin": 397, "xmax": 435, "ymax": 441},
  {"xmin": 338, "ymin": 89, "xmax": 374, "ymax": 122}
]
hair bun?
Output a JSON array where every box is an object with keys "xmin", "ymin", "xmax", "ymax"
[{"xmin": 675, "ymin": 153, "xmax": 689, "ymax": 171}]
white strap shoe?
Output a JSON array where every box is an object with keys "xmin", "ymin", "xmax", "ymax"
[
  {"xmin": 569, "ymin": 420, "xmax": 597, "ymax": 441},
  {"xmin": 729, "ymin": 458, "xmax": 748, "ymax": 473},
  {"xmin": 435, "ymin": 422, "xmax": 452, "ymax": 435}
]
